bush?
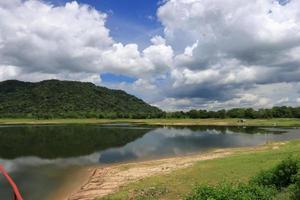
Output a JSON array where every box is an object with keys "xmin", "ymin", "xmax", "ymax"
[
  {"xmin": 185, "ymin": 183, "xmax": 276, "ymax": 200},
  {"xmin": 291, "ymin": 172, "xmax": 300, "ymax": 200},
  {"xmin": 251, "ymin": 157, "xmax": 299, "ymax": 190},
  {"xmin": 187, "ymin": 158, "xmax": 300, "ymax": 200}
]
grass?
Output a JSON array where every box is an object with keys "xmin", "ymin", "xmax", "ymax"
[
  {"xmin": 1, "ymin": 118, "xmax": 300, "ymax": 126},
  {"xmin": 100, "ymin": 140, "xmax": 300, "ymax": 200}
]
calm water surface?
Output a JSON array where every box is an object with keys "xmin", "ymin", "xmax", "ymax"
[{"xmin": 0, "ymin": 125, "xmax": 300, "ymax": 199}]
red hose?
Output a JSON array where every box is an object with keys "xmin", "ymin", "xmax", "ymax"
[{"xmin": 0, "ymin": 165, "xmax": 24, "ymax": 200}]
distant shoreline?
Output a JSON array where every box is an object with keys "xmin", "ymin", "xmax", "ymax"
[{"xmin": 0, "ymin": 118, "xmax": 300, "ymax": 127}]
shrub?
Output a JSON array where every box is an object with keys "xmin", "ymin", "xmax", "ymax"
[
  {"xmin": 251, "ymin": 157, "xmax": 299, "ymax": 190},
  {"xmin": 185, "ymin": 183, "xmax": 276, "ymax": 200},
  {"xmin": 291, "ymin": 172, "xmax": 300, "ymax": 200},
  {"xmin": 187, "ymin": 158, "xmax": 300, "ymax": 200},
  {"xmin": 135, "ymin": 186, "xmax": 168, "ymax": 200}
]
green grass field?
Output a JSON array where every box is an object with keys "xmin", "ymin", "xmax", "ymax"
[
  {"xmin": 1, "ymin": 118, "xmax": 300, "ymax": 126},
  {"xmin": 100, "ymin": 140, "xmax": 300, "ymax": 200}
]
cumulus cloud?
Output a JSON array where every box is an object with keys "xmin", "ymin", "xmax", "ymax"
[
  {"xmin": 0, "ymin": 1, "xmax": 111, "ymax": 75},
  {"xmin": 0, "ymin": 0, "xmax": 173, "ymax": 82},
  {"xmin": 154, "ymin": 97, "xmax": 193, "ymax": 111},
  {"xmin": 1, "ymin": 0, "xmax": 300, "ymax": 110},
  {"xmin": 100, "ymin": 38, "xmax": 173, "ymax": 76},
  {"xmin": 154, "ymin": 0, "xmax": 300, "ymax": 108}
]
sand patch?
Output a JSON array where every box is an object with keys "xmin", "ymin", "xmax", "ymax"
[{"xmin": 53, "ymin": 142, "xmax": 286, "ymax": 200}]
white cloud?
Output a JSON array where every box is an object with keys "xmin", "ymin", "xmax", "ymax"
[
  {"xmin": 1, "ymin": 0, "xmax": 300, "ymax": 110},
  {"xmin": 162, "ymin": 82, "xmax": 300, "ymax": 111},
  {"xmin": 172, "ymin": 68, "xmax": 219, "ymax": 86},
  {"xmin": 133, "ymin": 79, "xmax": 156, "ymax": 90},
  {"xmin": 158, "ymin": 0, "xmax": 300, "ymax": 81},
  {"xmin": 154, "ymin": 97, "xmax": 192, "ymax": 111},
  {"xmin": 150, "ymin": 35, "xmax": 166, "ymax": 45},
  {"xmin": 213, "ymin": 93, "xmax": 272, "ymax": 109},
  {"xmin": 153, "ymin": 0, "xmax": 300, "ymax": 109},
  {"xmin": 0, "ymin": 65, "xmax": 21, "ymax": 80},
  {"xmin": 143, "ymin": 37, "xmax": 174, "ymax": 72},
  {"xmin": 100, "ymin": 39, "xmax": 173, "ymax": 76},
  {"xmin": 0, "ymin": 0, "xmax": 173, "ymax": 83},
  {"xmin": 0, "ymin": 1, "xmax": 111, "ymax": 73},
  {"xmin": 277, "ymin": 97, "xmax": 289, "ymax": 104},
  {"xmin": 154, "ymin": 94, "xmax": 272, "ymax": 111}
]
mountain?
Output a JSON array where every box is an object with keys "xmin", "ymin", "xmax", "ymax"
[{"xmin": 0, "ymin": 79, "xmax": 163, "ymax": 118}]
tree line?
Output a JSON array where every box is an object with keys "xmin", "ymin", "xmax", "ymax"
[
  {"xmin": 165, "ymin": 106, "xmax": 300, "ymax": 119},
  {"xmin": 1, "ymin": 106, "xmax": 300, "ymax": 119},
  {"xmin": 34, "ymin": 106, "xmax": 300, "ymax": 119}
]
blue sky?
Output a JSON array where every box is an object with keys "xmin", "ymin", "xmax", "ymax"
[
  {"xmin": 50, "ymin": 0, "xmax": 164, "ymax": 85},
  {"xmin": 51, "ymin": 0, "xmax": 163, "ymax": 47},
  {"xmin": 101, "ymin": 73, "xmax": 137, "ymax": 84}
]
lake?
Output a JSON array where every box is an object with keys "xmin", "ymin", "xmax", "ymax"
[{"xmin": 0, "ymin": 125, "xmax": 300, "ymax": 200}]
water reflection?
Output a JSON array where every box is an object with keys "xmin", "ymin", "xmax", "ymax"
[
  {"xmin": 0, "ymin": 125, "xmax": 149, "ymax": 159},
  {"xmin": 97, "ymin": 126, "xmax": 297, "ymax": 163},
  {"xmin": 0, "ymin": 126, "xmax": 299, "ymax": 168},
  {"xmin": 0, "ymin": 125, "xmax": 299, "ymax": 200}
]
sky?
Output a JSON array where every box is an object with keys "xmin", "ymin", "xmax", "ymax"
[
  {"xmin": 0, "ymin": 0, "xmax": 300, "ymax": 111},
  {"xmin": 50, "ymin": 0, "xmax": 164, "ymax": 47}
]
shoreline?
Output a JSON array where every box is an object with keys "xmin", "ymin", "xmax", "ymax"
[
  {"xmin": 0, "ymin": 118, "xmax": 300, "ymax": 127},
  {"xmin": 46, "ymin": 167, "xmax": 93, "ymax": 200},
  {"xmin": 51, "ymin": 142, "xmax": 285, "ymax": 200}
]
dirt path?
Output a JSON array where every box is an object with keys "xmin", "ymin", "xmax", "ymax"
[{"xmin": 55, "ymin": 143, "xmax": 282, "ymax": 200}]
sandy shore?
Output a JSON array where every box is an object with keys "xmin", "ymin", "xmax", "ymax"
[
  {"xmin": 49, "ymin": 142, "xmax": 283, "ymax": 200},
  {"xmin": 46, "ymin": 167, "xmax": 92, "ymax": 200}
]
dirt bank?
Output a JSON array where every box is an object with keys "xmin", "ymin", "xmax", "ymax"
[{"xmin": 53, "ymin": 143, "xmax": 283, "ymax": 200}]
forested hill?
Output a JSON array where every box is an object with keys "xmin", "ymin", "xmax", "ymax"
[{"xmin": 0, "ymin": 79, "xmax": 163, "ymax": 118}]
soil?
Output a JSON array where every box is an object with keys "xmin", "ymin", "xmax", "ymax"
[{"xmin": 52, "ymin": 143, "xmax": 284, "ymax": 200}]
